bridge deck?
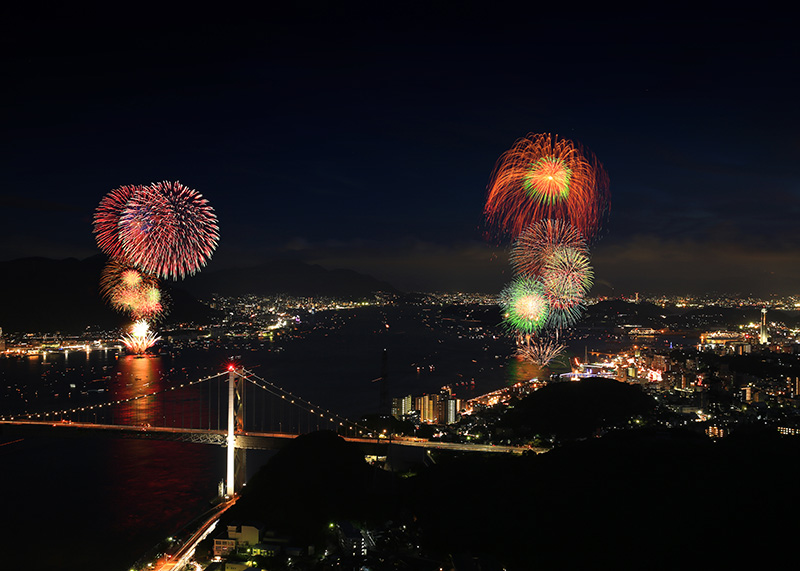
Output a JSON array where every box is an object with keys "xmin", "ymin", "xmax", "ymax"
[{"xmin": 0, "ymin": 420, "xmax": 539, "ymax": 454}]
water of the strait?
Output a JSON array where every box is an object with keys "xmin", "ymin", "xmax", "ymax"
[
  {"xmin": 0, "ymin": 304, "xmax": 663, "ymax": 570},
  {"xmin": 0, "ymin": 305, "xmax": 514, "ymax": 570}
]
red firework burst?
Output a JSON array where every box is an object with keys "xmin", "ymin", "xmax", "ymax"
[
  {"xmin": 509, "ymin": 219, "xmax": 588, "ymax": 278},
  {"xmin": 93, "ymin": 185, "xmax": 144, "ymax": 260},
  {"xmin": 484, "ymin": 133, "xmax": 609, "ymax": 240},
  {"xmin": 117, "ymin": 181, "xmax": 219, "ymax": 280}
]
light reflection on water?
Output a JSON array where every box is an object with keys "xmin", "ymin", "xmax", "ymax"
[
  {"xmin": 3, "ymin": 305, "xmax": 595, "ymax": 571},
  {"xmin": 503, "ymin": 356, "xmax": 548, "ymax": 386},
  {"xmin": 112, "ymin": 355, "xmax": 167, "ymax": 426},
  {"xmin": 0, "ymin": 351, "xmax": 266, "ymax": 571},
  {"xmin": 1, "ymin": 434, "xmax": 227, "ymax": 571}
]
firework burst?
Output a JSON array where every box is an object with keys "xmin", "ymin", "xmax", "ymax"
[
  {"xmin": 94, "ymin": 181, "xmax": 219, "ymax": 281},
  {"xmin": 517, "ymin": 336, "xmax": 567, "ymax": 367},
  {"xmin": 117, "ymin": 181, "xmax": 219, "ymax": 280},
  {"xmin": 500, "ymin": 277, "xmax": 550, "ymax": 334},
  {"xmin": 507, "ymin": 220, "xmax": 592, "ymax": 329},
  {"xmin": 522, "ymin": 156, "xmax": 572, "ymax": 204},
  {"xmin": 485, "ymin": 133, "xmax": 609, "ymax": 240},
  {"xmin": 100, "ymin": 261, "xmax": 165, "ymax": 320},
  {"xmin": 542, "ymin": 244, "xmax": 593, "ymax": 328},
  {"xmin": 121, "ymin": 320, "xmax": 160, "ymax": 354},
  {"xmin": 510, "ymin": 219, "xmax": 588, "ymax": 278},
  {"xmin": 93, "ymin": 185, "xmax": 143, "ymax": 260}
]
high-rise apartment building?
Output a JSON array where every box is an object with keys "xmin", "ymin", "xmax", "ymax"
[
  {"xmin": 391, "ymin": 395, "xmax": 413, "ymax": 420},
  {"xmin": 414, "ymin": 394, "xmax": 438, "ymax": 423}
]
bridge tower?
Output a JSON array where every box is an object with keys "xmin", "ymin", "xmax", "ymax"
[
  {"xmin": 226, "ymin": 367, "xmax": 247, "ymax": 496},
  {"xmin": 234, "ymin": 370, "xmax": 247, "ymax": 493}
]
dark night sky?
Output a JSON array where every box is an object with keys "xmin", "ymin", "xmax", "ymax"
[{"xmin": 2, "ymin": 5, "xmax": 798, "ymax": 295}]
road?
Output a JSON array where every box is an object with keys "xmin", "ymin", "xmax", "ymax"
[{"xmin": 150, "ymin": 496, "xmax": 238, "ymax": 571}]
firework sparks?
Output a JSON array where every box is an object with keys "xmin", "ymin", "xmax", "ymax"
[
  {"xmin": 510, "ymin": 219, "xmax": 588, "ymax": 278},
  {"xmin": 100, "ymin": 261, "xmax": 165, "ymax": 320},
  {"xmin": 120, "ymin": 268, "xmax": 142, "ymax": 288},
  {"xmin": 121, "ymin": 320, "xmax": 160, "ymax": 354},
  {"xmin": 517, "ymin": 336, "xmax": 566, "ymax": 367},
  {"xmin": 542, "ymin": 244, "xmax": 593, "ymax": 328},
  {"xmin": 117, "ymin": 181, "xmax": 219, "ymax": 280},
  {"xmin": 500, "ymin": 277, "xmax": 550, "ymax": 334},
  {"xmin": 508, "ymin": 220, "xmax": 593, "ymax": 329},
  {"xmin": 93, "ymin": 185, "xmax": 143, "ymax": 260},
  {"xmin": 484, "ymin": 133, "xmax": 609, "ymax": 240},
  {"xmin": 94, "ymin": 181, "xmax": 219, "ymax": 281},
  {"xmin": 522, "ymin": 156, "xmax": 572, "ymax": 204}
]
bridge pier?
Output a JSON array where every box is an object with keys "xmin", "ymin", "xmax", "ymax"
[{"xmin": 235, "ymin": 447, "xmax": 246, "ymax": 492}]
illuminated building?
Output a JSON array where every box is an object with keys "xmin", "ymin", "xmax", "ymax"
[
  {"xmin": 213, "ymin": 523, "xmax": 263, "ymax": 557},
  {"xmin": 652, "ymin": 354, "xmax": 668, "ymax": 372},
  {"xmin": 706, "ymin": 425, "xmax": 727, "ymax": 438},
  {"xmin": 760, "ymin": 308, "xmax": 768, "ymax": 344},
  {"xmin": 778, "ymin": 425, "xmax": 800, "ymax": 436},
  {"xmin": 227, "ymin": 523, "xmax": 261, "ymax": 546},
  {"xmin": 391, "ymin": 395, "xmax": 412, "ymax": 420},
  {"xmin": 336, "ymin": 521, "xmax": 368, "ymax": 557},
  {"xmin": 443, "ymin": 397, "xmax": 459, "ymax": 424},
  {"xmin": 410, "ymin": 392, "xmax": 460, "ymax": 425},
  {"xmin": 213, "ymin": 537, "xmax": 237, "ymax": 557},
  {"xmin": 415, "ymin": 394, "xmax": 438, "ymax": 423},
  {"xmin": 699, "ymin": 331, "xmax": 750, "ymax": 354}
]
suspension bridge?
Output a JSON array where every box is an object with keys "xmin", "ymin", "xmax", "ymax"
[
  {"xmin": 0, "ymin": 366, "xmax": 384, "ymax": 496},
  {"xmin": 1, "ymin": 364, "xmax": 530, "ymax": 497}
]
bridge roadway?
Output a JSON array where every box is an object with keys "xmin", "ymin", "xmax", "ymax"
[
  {"xmin": 0, "ymin": 420, "xmax": 542, "ymax": 454},
  {"xmin": 145, "ymin": 495, "xmax": 238, "ymax": 571}
]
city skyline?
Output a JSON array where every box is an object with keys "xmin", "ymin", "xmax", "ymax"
[{"xmin": 2, "ymin": 7, "xmax": 798, "ymax": 295}]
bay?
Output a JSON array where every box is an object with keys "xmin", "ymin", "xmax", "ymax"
[{"xmin": 1, "ymin": 304, "xmax": 527, "ymax": 571}]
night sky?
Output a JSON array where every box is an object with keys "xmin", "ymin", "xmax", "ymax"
[{"xmin": 2, "ymin": 6, "xmax": 798, "ymax": 295}]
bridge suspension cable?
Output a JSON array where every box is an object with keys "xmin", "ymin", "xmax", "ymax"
[
  {"xmin": 0, "ymin": 371, "xmax": 229, "ymax": 422},
  {"xmin": 2, "ymin": 368, "xmax": 370, "ymax": 439},
  {"xmin": 238, "ymin": 368, "xmax": 371, "ymax": 436}
]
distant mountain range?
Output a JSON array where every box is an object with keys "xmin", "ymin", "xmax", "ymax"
[
  {"xmin": 0, "ymin": 256, "xmax": 398, "ymax": 333},
  {"xmin": 183, "ymin": 258, "xmax": 399, "ymax": 299},
  {"xmin": 582, "ymin": 300, "xmax": 800, "ymax": 330},
  {"xmin": 0, "ymin": 256, "xmax": 217, "ymax": 333}
]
